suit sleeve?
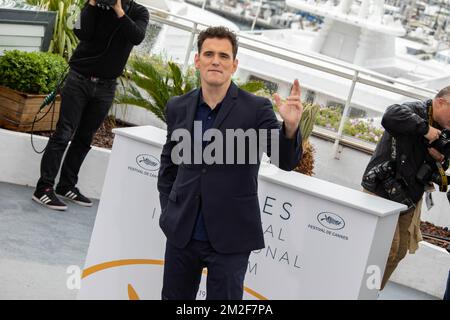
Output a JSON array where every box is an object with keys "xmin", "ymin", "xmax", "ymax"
[
  {"xmin": 381, "ymin": 103, "xmax": 429, "ymax": 137},
  {"xmin": 73, "ymin": 3, "xmax": 97, "ymax": 41},
  {"xmin": 257, "ymin": 100, "xmax": 303, "ymax": 171},
  {"xmin": 157, "ymin": 100, "xmax": 179, "ymax": 213}
]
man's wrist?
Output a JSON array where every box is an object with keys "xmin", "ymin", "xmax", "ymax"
[
  {"xmin": 284, "ymin": 123, "xmax": 298, "ymax": 139},
  {"xmin": 116, "ymin": 8, "xmax": 125, "ymax": 18}
]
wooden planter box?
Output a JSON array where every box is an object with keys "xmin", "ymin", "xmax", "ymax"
[{"xmin": 0, "ymin": 85, "xmax": 61, "ymax": 132}]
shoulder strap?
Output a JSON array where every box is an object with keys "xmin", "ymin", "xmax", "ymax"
[{"xmin": 391, "ymin": 136, "xmax": 397, "ymax": 160}]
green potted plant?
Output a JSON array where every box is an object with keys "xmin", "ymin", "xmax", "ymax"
[
  {"xmin": 0, "ymin": 49, "xmax": 68, "ymax": 132},
  {"xmin": 240, "ymin": 81, "xmax": 320, "ymax": 176},
  {"xmin": 294, "ymin": 103, "xmax": 319, "ymax": 176}
]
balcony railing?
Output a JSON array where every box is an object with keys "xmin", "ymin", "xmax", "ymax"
[{"xmin": 141, "ymin": 4, "xmax": 438, "ymax": 158}]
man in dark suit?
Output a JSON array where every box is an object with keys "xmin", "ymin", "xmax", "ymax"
[{"xmin": 157, "ymin": 26, "xmax": 303, "ymax": 300}]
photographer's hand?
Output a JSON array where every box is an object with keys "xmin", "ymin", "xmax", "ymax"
[
  {"xmin": 428, "ymin": 148, "xmax": 445, "ymax": 163},
  {"xmin": 113, "ymin": 0, "xmax": 125, "ymax": 18},
  {"xmin": 424, "ymin": 126, "xmax": 441, "ymax": 143}
]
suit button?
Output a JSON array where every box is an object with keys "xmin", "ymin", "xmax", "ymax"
[{"xmin": 202, "ymin": 168, "xmax": 207, "ymax": 174}]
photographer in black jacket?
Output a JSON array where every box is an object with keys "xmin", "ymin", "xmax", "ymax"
[
  {"xmin": 362, "ymin": 86, "xmax": 450, "ymax": 290},
  {"xmin": 33, "ymin": 0, "xmax": 149, "ymax": 210}
]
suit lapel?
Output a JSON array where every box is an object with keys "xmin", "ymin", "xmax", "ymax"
[
  {"xmin": 185, "ymin": 89, "xmax": 200, "ymax": 134},
  {"xmin": 212, "ymin": 82, "xmax": 239, "ymax": 130}
]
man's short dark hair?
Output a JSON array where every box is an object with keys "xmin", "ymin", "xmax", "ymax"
[
  {"xmin": 197, "ymin": 26, "xmax": 238, "ymax": 59},
  {"xmin": 436, "ymin": 86, "xmax": 450, "ymax": 100}
]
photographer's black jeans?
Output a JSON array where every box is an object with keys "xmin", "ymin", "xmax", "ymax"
[{"xmin": 36, "ymin": 69, "xmax": 117, "ymax": 192}]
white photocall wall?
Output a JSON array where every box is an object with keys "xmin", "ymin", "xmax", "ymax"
[{"xmin": 78, "ymin": 126, "xmax": 406, "ymax": 300}]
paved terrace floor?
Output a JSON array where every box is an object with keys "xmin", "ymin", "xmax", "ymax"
[{"xmin": 0, "ymin": 181, "xmax": 439, "ymax": 300}]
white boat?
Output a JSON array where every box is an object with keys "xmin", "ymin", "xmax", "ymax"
[
  {"xmin": 148, "ymin": 0, "xmax": 240, "ymax": 62},
  {"xmin": 148, "ymin": 0, "xmax": 450, "ymax": 118},
  {"xmin": 235, "ymin": 0, "xmax": 450, "ymax": 115},
  {"xmin": 0, "ymin": 0, "xmax": 39, "ymax": 9}
]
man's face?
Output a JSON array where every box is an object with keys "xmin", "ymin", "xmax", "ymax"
[
  {"xmin": 194, "ymin": 37, "xmax": 238, "ymax": 88},
  {"xmin": 433, "ymin": 97, "xmax": 450, "ymax": 129}
]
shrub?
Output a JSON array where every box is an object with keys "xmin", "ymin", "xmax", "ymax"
[
  {"xmin": 315, "ymin": 106, "xmax": 384, "ymax": 144},
  {"xmin": 0, "ymin": 50, "xmax": 68, "ymax": 94},
  {"xmin": 115, "ymin": 55, "xmax": 198, "ymax": 123}
]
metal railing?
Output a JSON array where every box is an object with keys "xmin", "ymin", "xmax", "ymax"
[{"xmin": 142, "ymin": 4, "xmax": 439, "ymax": 157}]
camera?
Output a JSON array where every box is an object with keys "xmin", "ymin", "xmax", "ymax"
[
  {"xmin": 416, "ymin": 159, "xmax": 450, "ymax": 204},
  {"xmin": 96, "ymin": 0, "xmax": 117, "ymax": 9},
  {"xmin": 416, "ymin": 162, "xmax": 448, "ymax": 186},
  {"xmin": 429, "ymin": 128, "xmax": 450, "ymax": 158},
  {"xmin": 416, "ymin": 128, "xmax": 450, "ymax": 204},
  {"xmin": 363, "ymin": 160, "xmax": 416, "ymax": 213}
]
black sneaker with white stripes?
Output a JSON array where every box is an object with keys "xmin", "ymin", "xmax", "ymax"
[
  {"xmin": 32, "ymin": 187, "xmax": 67, "ymax": 211},
  {"xmin": 56, "ymin": 187, "xmax": 93, "ymax": 207}
]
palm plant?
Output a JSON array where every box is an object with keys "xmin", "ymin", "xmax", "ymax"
[
  {"xmin": 26, "ymin": 0, "xmax": 83, "ymax": 60},
  {"xmin": 117, "ymin": 57, "xmax": 272, "ymax": 124},
  {"xmin": 115, "ymin": 55, "xmax": 198, "ymax": 123}
]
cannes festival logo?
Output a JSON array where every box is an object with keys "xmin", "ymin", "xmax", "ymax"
[
  {"xmin": 136, "ymin": 154, "xmax": 160, "ymax": 171},
  {"xmin": 317, "ymin": 212, "xmax": 345, "ymax": 230}
]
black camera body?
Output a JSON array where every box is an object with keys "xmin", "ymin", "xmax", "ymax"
[
  {"xmin": 363, "ymin": 160, "xmax": 416, "ymax": 213},
  {"xmin": 416, "ymin": 162, "xmax": 450, "ymax": 203},
  {"xmin": 416, "ymin": 128, "xmax": 450, "ymax": 203},
  {"xmin": 429, "ymin": 129, "xmax": 450, "ymax": 157},
  {"xmin": 97, "ymin": 0, "xmax": 117, "ymax": 6},
  {"xmin": 416, "ymin": 162, "xmax": 447, "ymax": 186}
]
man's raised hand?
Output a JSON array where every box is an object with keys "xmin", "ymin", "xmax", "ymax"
[{"xmin": 273, "ymin": 79, "xmax": 303, "ymax": 138}]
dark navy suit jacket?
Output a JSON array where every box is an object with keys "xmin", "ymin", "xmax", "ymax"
[{"xmin": 157, "ymin": 82, "xmax": 302, "ymax": 254}]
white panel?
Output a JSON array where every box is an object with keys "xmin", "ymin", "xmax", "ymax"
[
  {"xmin": 77, "ymin": 126, "xmax": 405, "ymax": 300},
  {"xmin": 0, "ymin": 35, "xmax": 42, "ymax": 47},
  {"xmin": 0, "ymin": 24, "xmax": 45, "ymax": 37}
]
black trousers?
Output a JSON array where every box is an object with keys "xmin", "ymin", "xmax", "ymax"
[
  {"xmin": 36, "ymin": 69, "xmax": 116, "ymax": 191},
  {"xmin": 162, "ymin": 239, "xmax": 250, "ymax": 300}
]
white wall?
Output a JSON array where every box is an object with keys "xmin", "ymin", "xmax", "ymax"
[
  {"xmin": 0, "ymin": 24, "xmax": 44, "ymax": 54},
  {"xmin": 110, "ymin": 103, "xmax": 166, "ymax": 129},
  {"xmin": 0, "ymin": 129, "xmax": 110, "ymax": 199}
]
